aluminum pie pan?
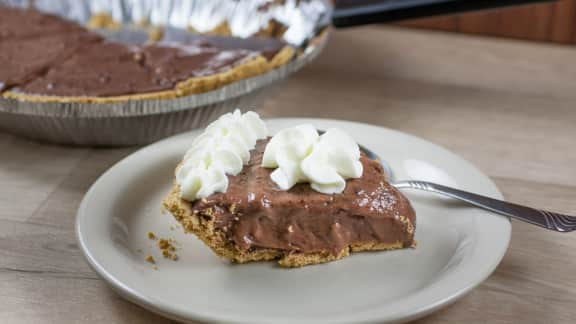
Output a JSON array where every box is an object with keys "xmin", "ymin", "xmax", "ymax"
[{"xmin": 0, "ymin": 0, "xmax": 331, "ymax": 146}]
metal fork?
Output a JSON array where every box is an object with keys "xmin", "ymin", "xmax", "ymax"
[{"xmin": 357, "ymin": 143, "xmax": 576, "ymax": 232}]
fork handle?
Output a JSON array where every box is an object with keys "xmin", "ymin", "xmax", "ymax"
[{"xmin": 394, "ymin": 180, "xmax": 575, "ymax": 232}]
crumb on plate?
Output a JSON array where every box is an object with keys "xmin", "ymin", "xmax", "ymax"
[
  {"xmin": 145, "ymin": 255, "xmax": 156, "ymax": 264},
  {"xmin": 158, "ymin": 238, "xmax": 179, "ymax": 261}
]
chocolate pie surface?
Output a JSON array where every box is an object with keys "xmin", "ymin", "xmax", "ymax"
[
  {"xmin": 0, "ymin": 5, "xmax": 294, "ymax": 103},
  {"xmin": 163, "ymin": 139, "xmax": 416, "ymax": 267}
]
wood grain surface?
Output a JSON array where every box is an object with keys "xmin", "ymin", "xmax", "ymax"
[
  {"xmin": 1, "ymin": 27, "xmax": 575, "ymax": 323},
  {"xmin": 397, "ymin": 0, "xmax": 576, "ymax": 44}
]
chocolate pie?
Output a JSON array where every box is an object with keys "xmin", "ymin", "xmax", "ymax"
[
  {"xmin": 163, "ymin": 112, "xmax": 416, "ymax": 267},
  {"xmin": 0, "ymin": 5, "xmax": 294, "ymax": 103}
]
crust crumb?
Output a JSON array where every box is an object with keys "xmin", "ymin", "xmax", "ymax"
[
  {"xmin": 145, "ymin": 255, "xmax": 156, "ymax": 264},
  {"xmin": 158, "ymin": 239, "xmax": 176, "ymax": 251},
  {"xmin": 158, "ymin": 238, "xmax": 179, "ymax": 261},
  {"xmin": 87, "ymin": 13, "xmax": 121, "ymax": 30},
  {"xmin": 398, "ymin": 215, "xmax": 415, "ymax": 234},
  {"xmin": 148, "ymin": 26, "xmax": 165, "ymax": 42}
]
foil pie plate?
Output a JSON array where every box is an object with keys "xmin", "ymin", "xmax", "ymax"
[{"xmin": 0, "ymin": 0, "xmax": 331, "ymax": 146}]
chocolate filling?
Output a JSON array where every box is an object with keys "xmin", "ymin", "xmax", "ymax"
[
  {"xmin": 0, "ymin": 32, "xmax": 102, "ymax": 92},
  {"xmin": 0, "ymin": 5, "xmax": 290, "ymax": 97},
  {"xmin": 0, "ymin": 6, "xmax": 87, "ymax": 40},
  {"xmin": 143, "ymin": 45, "xmax": 256, "ymax": 80},
  {"xmin": 21, "ymin": 42, "xmax": 169, "ymax": 97},
  {"xmin": 189, "ymin": 139, "xmax": 416, "ymax": 256}
]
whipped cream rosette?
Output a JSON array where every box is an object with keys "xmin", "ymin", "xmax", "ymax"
[
  {"xmin": 262, "ymin": 125, "xmax": 363, "ymax": 194},
  {"xmin": 176, "ymin": 109, "xmax": 268, "ymax": 201}
]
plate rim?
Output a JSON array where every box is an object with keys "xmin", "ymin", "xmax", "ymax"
[{"xmin": 76, "ymin": 118, "xmax": 511, "ymax": 324}]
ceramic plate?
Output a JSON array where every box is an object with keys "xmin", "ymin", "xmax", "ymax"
[{"xmin": 76, "ymin": 119, "xmax": 511, "ymax": 324}]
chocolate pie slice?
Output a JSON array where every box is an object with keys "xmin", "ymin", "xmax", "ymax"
[{"xmin": 163, "ymin": 112, "xmax": 416, "ymax": 267}]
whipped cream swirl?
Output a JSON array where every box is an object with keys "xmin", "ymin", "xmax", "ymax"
[
  {"xmin": 262, "ymin": 125, "xmax": 363, "ymax": 194},
  {"xmin": 176, "ymin": 109, "xmax": 268, "ymax": 201}
]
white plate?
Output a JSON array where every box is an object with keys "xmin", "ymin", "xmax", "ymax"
[{"xmin": 76, "ymin": 119, "xmax": 511, "ymax": 324}]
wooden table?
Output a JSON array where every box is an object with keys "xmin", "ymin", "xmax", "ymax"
[{"xmin": 1, "ymin": 26, "xmax": 575, "ymax": 323}]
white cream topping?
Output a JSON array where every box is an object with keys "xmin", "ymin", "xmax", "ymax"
[
  {"xmin": 262, "ymin": 126, "xmax": 363, "ymax": 194},
  {"xmin": 176, "ymin": 109, "xmax": 268, "ymax": 201}
]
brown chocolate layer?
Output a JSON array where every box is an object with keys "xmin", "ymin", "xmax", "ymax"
[
  {"xmin": 0, "ymin": 32, "xmax": 102, "ymax": 92},
  {"xmin": 189, "ymin": 139, "xmax": 416, "ymax": 256},
  {"xmin": 143, "ymin": 45, "xmax": 257, "ymax": 82},
  {"xmin": 0, "ymin": 5, "xmax": 87, "ymax": 40},
  {"xmin": 20, "ymin": 43, "xmax": 259, "ymax": 97},
  {"xmin": 20, "ymin": 42, "xmax": 170, "ymax": 97}
]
